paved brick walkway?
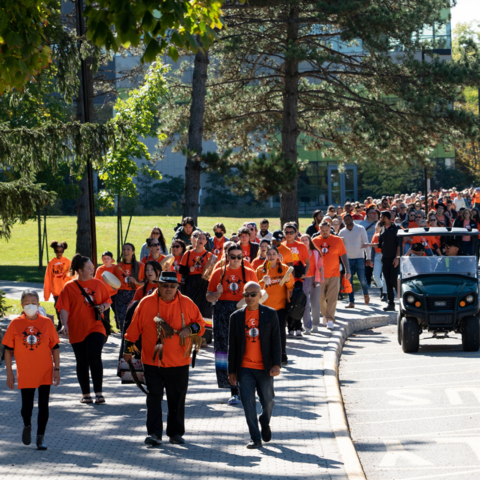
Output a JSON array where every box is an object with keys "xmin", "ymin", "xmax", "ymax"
[{"xmin": 0, "ymin": 317, "xmax": 348, "ymax": 479}]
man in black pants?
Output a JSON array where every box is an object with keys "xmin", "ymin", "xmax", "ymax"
[
  {"xmin": 123, "ymin": 272, "xmax": 205, "ymax": 446},
  {"xmin": 377, "ymin": 211, "xmax": 400, "ymax": 312}
]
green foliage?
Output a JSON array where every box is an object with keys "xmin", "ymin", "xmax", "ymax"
[
  {"xmin": 84, "ymin": 0, "xmax": 226, "ymax": 63},
  {"xmin": 0, "ymin": 290, "xmax": 10, "ymax": 318},
  {"xmin": 0, "ymin": 178, "xmax": 56, "ymax": 240},
  {"xmin": 137, "ymin": 174, "xmax": 184, "ymax": 213},
  {"xmin": 98, "ymin": 62, "xmax": 169, "ymax": 207}
]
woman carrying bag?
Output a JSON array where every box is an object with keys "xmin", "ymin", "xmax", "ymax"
[{"xmin": 56, "ymin": 254, "xmax": 112, "ymax": 405}]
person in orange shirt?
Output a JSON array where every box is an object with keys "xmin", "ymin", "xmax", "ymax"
[
  {"xmin": 228, "ymin": 281, "xmax": 281, "ymax": 449},
  {"xmin": 207, "ymin": 243, "xmax": 257, "ymax": 405},
  {"xmin": 256, "ymin": 246, "xmax": 293, "ymax": 365},
  {"xmin": 271, "ymin": 230, "xmax": 294, "ymax": 265},
  {"xmin": 238, "ymin": 226, "xmax": 260, "ymax": 262},
  {"xmin": 3, "ymin": 289, "xmax": 60, "ymax": 450},
  {"xmin": 170, "ymin": 239, "xmax": 187, "ymax": 289},
  {"xmin": 141, "ymin": 237, "xmax": 166, "ymax": 265},
  {"xmin": 133, "ymin": 260, "xmax": 162, "ymax": 302},
  {"xmin": 44, "ymin": 241, "xmax": 71, "ymax": 329},
  {"xmin": 57, "ymin": 254, "xmax": 112, "ymax": 405},
  {"xmin": 313, "ymin": 223, "xmax": 351, "ymax": 329},
  {"xmin": 251, "ymin": 239, "xmax": 270, "ymax": 271},
  {"xmin": 113, "ymin": 243, "xmax": 146, "ymax": 333},
  {"xmin": 474, "ymin": 188, "xmax": 480, "ymax": 210},
  {"xmin": 212, "ymin": 222, "xmax": 227, "ymax": 256},
  {"xmin": 179, "ymin": 231, "xmax": 214, "ymax": 318},
  {"xmin": 95, "ymin": 251, "xmax": 119, "ymax": 329},
  {"xmin": 123, "ymin": 271, "xmax": 205, "ymax": 446}
]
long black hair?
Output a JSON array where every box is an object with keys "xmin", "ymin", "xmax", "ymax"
[
  {"xmin": 50, "ymin": 240, "xmax": 68, "ymax": 251},
  {"xmin": 150, "ymin": 226, "xmax": 167, "ymax": 253},
  {"xmin": 222, "ymin": 243, "xmax": 246, "ymax": 286},
  {"xmin": 70, "ymin": 253, "xmax": 90, "ymax": 275},
  {"xmin": 142, "ymin": 260, "xmax": 162, "ymax": 297},
  {"xmin": 263, "ymin": 246, "xmax": 283, "ymax": 274},
  {"xmin": 121, "ymin": 243, "xmax": 140, "ymax": 281}
]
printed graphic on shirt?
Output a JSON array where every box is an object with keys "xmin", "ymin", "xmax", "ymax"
[
  {"xmin": 120, "ymin": 268, "xmax": 131, "ymax": 284},
  {"xmin": 52, "ymin": 262, "xmax": 66, "ymax": 277},
  {"xmin": 289, "ymin": 246, "xmax": 300, "ymax": 262},
  {"xmin": 245, "ymin": 319, "xmax": 260, "ymax": 343},
  {"xmin": 22, "ymin": 326, "xmax": 42, "ymax": 351},
  {"xmin": 193, "ymin": 256, "xmax": 205, "ymax": 272},
  {"xmin": 80, "ymin": 288, "xmax": 97, "ymax": 307},
  {"xmin": 318, "ymin": 241, "xmax": 331, "ymax": 256},
  {"xmin": 225, "ymin": 275, "xmax": 242, "ymax": 296}
]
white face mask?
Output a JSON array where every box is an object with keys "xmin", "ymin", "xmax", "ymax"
[{"xmin": 23, "ymin": 304, "xmax": 38, "ymax": 317}]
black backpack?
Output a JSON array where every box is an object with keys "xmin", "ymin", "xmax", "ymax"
[{"xmin": 286, "ymin": 286, "xmax": 307, "ymax": 321}]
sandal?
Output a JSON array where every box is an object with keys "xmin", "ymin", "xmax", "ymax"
[
  {"xmin": 95, "ymin": 395, "xmax": 106, "ymax": 405},
  {"xmin": 81, "ymin": 396, "xmax": 93, "ymax": 404}
]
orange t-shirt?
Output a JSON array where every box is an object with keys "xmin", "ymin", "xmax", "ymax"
[
  {"xmin": 371, "ymin": 233, "xmax": 381, "ymax": 254},
  {"xmin": 56, "ymin": 279, "xmax": 112, "ymax": 344},
  {"xmin": 277, "ymin": 244, "xmax": 293, "ymax": 264},
  {"xmin": 44, "ymin": 256, "xmax": 71, "ymax": 300},
  {"xmin": 172, "ymin": 255, "xmax": 183, "ymax": 283},
  {"xmin": 213, "ymin": 236, "xmax": 226, "ymax": 256},
  {"xmin": 313, "ymin": 235, "xmax": 347, "ymax": 278},
  {"xmin": 114, "ymin": 262, "xmax": 146, "ymax": 291},
  {"xmin": 208, "ymin": 266, "xmax": 257, "ymax": 302},
  {"xmin": 133, "ymin": 282, "xmax": 157, "ymax": 302},
  {"xmin": 95, "ymin": 264, "xmax": 118, "ymax": 297},
  {"xmin": 474, "ymin": 192, "xmax": 480, "ymax": 203},
  {"xmin": 2, "ymin": 314, "xmax": 60, "ymax": 389},
  {"xmin": 125, "ymin": 292, "xmax": 205, "ymax": 368},
  {"xmin": 411, "ymin": 235, "xmax": 439, "ymax": 253},
  {"xmin": 306, "ymin": 251, "xmax": 316, "ymax": 277},
  {"xmin": 141, "ymin": 254, "xmax": 165, "ymax": 265},
  {"xmin": 240, "ymin": 243, "xmax": 253, "ymax": 262},
  {"xmin": 241, "ymin": 309, "xmax": 264, "ymax": 370},
  {"xmin": 256, "ymin": 263, "xmax": 294, "ymax": 311},
  {"xmin": 251, "ymin": 256, "xmax": 267, "ymax": 271},
  {"xmin": 181, "ymin": 249, "xmax": 212, "ymax": 275}
]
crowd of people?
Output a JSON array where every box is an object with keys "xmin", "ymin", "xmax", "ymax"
[{"xmin": 3, "ymin": 186, "xmax": 479, "ymax": 450}]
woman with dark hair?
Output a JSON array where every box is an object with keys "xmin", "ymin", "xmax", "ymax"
[
  {"xmin": 255, "ymin": 245, "xmax": 294, "ymax": 365},
  {"xmin": 300, "ymin": 234, "xmax": 324, "ymax": 335},
  {"xmin": 435, "ymin": 203, "xmax": 451, "ymax": 228},
  {"xmin": 56, "ymin": 254, "xmax": 111, "ymax": 404},
  {"xmin": 453, "ymin": 209, "xmax": 477, "ymax": 255},
  {"xmin": 327, "ymin": 205, "xmax": 337, "ymax": 219},
  {"xmin": 305, "ymin": 210, "xmax": 324, "ymax": 236},
  {"xmin": 3, "ymin": 289, "xmax": 60, "ymax": 450},
  {"xmin": 206, "ymin": 243, "xmax": 257, "ymax": 405},
  {"xmin": 44, "ymin": 241, "xmax": 71, "ymax": 329},
  {"xmin": 133, "ymin": 260, "xmax": 162, "ymax": 302},
  {"xmin": 140, "ymin": 227, "xmax": 167, "ymax": 260},
  {"xmin": 251, "ymin": 238, "xmax": 270, "ymax": 270},
  {"xmin": 113, "ymin": 244, "xmax": 145, "ymax": 332},
  {"xmin": 141, "ymin": 237, "xmax": 166, "ymax": 264}
]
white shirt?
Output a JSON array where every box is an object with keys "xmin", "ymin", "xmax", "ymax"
[
  {"xmin": 454, "ymin": 197, "xmax": 466, "ymax": 210},
  {"xmin": 257, "ymin": 230, "xmax": 273, "ymax": 242},
  {"xmin": 339, "ymin": 224, "xmax": 371, "ymax": 260}
]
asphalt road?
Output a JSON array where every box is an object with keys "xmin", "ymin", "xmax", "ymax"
[{"xmin": 340, "ymin": 324, "xmax": 480, "ymax": 480}]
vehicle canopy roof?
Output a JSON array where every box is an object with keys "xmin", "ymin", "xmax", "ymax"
[{"xmin": 397, "ymin": 227, "xmax": 479, "ymax": 238}]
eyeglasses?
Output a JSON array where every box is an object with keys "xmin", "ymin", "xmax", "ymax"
[
  {"xmin": 171, "ymin": 244, "xmax": 181, "ymax": 248},
  {"xmin": 55, "ymin": 250, "xmax": 64, "ymax": 254},
  {"xmin": 414, "ymin": 216, "xmax": 423, "ymax": 219},
  {"xmin": 159, "ymin": 283, "xmax": 177, "ymax": 289},
  {"xmin": 284, "ymin": 230, "xmax": 296, "ymax": 235},
  {"xmin": 229, "ymin": 255, "xmax": 243, "ymax": 260},
  {"xmin": 151, "ymin": 243, "xmax": 160, "ymax": 247},
  {"xmin": 152, "ymin": 232, "xmax": 160, "ymax": 236},
  {"xmin": 242, "ymin": 292, "xmax": 259, "ymax": 298},
  {"xmin": 429, "ymin": 218, "xmax": 437, "ymax": 222}
]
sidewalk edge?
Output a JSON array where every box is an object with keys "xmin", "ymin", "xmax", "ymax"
[{"xmin": 323, "ymin": 314, "xmax": 396, "ymax": 480}]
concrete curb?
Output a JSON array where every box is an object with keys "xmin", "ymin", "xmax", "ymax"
[{"xmin": 324, "ymin": 314, "xmax": 396, "ymax": 480}]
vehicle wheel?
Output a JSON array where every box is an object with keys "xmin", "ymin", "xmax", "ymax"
[
  {"xmin": 462, "ymin": 316, "xmax": 480, "ymax": 352},
  {"xmin": 402, "ymin": 317, "xmax": 419, "ymax": 353},
  {"xmin": 397, "ymin": 312, "xmax": 403, "ymax": 345}
]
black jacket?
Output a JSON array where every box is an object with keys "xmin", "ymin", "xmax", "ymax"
[
  {"xmin": 228, "ymin": 305, "xmax": 282, "ymax": 377},
  {"xmin": 244, "ymin": 242, "xmax": 259, "ymax": 261},
  {"xmin": 306, "ymin": 222, "xmax": 320, "ymax": 237},
  {"xmin": 378, "ymin": 223, "xmax": 401, "ymax": 258},
  {"xmin": 453, "ymin": 217, "xmax": 477, "ymax": 230}
]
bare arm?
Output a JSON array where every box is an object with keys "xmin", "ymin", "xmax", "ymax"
[
  {"xmin": 340, "ymin": 253, "xmax": 351, "ymax": 279},
  {"xmin": 60, "ymin": 309, "xmax": 69, "ymax": 336},
  {"xmin": 52, "ymin": 349, "xmax": 60, "ymax": 386},
  {"xmin": 5, "ymin": 349, "xmax": 15, "ymax": 390}
]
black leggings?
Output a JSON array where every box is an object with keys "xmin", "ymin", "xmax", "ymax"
[
  {"xmin": 71, "ymin": 332, "xmax": 106, "ymax": 395},
  {"xmin": 277, "ymin": 309, "xmax": 287, "ymax": 356},
  {"xmin": 21, "ymin": 385, "xmax": 51, "ymax": 436}
]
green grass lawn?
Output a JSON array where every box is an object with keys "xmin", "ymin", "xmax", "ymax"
[{"xmin": 0, "ymin": 215, "xmax": 316, "ymax": 283}]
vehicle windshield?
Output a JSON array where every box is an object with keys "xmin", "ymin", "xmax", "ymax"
[{"xmin": 400, "ymin": 256, "xmax": 478, "ymax": 279}]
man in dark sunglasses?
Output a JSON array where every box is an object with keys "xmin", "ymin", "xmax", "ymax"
[{"xmin": 228, "ymin": 281, "xmax": 281, "ymax": 450}]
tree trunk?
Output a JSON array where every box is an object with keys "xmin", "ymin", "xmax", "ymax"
[
  {"xmin": 279, "ymin": 7, "xmax": 300, "ymax": 227},
  {"xmin": 182, "ymin": 46, "xmax": 209, "ymax": 224}
]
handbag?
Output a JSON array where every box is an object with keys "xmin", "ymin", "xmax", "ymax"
[
  {"xmin": 74, "ymin": 280, "xmax": 111, "ymax": 336},
  {"xmin": 286, "ymin": 286, "xmax": 307, "ymax": 321},
  {"xmin": 340, "ymin": 276, "xmax": 353, "ymax": 294}
]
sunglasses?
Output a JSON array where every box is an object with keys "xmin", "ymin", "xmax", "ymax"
[
  {"xmin": 429, "ymin": 218, "xmax": 437, "ymax": 221},
  {"xmin": 171, "ymin": 244, "xmax": 181, "ymax": 248},
  {"xmin": 415, "ymin": 216, "xmax": 423, "ymax": 219},
  {"xmin": 55, "ymin": 250, "xmax": 64, "ymax": 254},
  {"xmin": 242, "ymin": 292, "xmax": 259, "ymax": 298},
  {"xmin": 151, "ymin": 243, "xmax": 160, "ymax": 247},
  {"xmin": 229, "ymin": 254, "xmax": 243, "ymax": 260},
  {"xmin": 159, "ymin": 283, "xmax": 178, "ymax": 289},
  {"xmin": 285, "ymin": 231, "xmax": 296, "ymax": 235}
]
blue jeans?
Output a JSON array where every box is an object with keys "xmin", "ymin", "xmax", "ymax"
[
  {"xmin": 348, "ymin": 258, "xmax": 369, "ymax": 303},
  {"xmin": 239, "ymin": 367, "xmax": 275, "ymax": 441}
]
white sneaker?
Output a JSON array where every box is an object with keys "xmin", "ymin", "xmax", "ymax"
[
  {"xmin": 327, "ymin": 320, "xmax": 334, "ymax": 330},
  {"xmin": 288, "ymin": 331, "xmax": 295, "ymax": 337},
  {"xmin": 296, "ymin": 330, "xmax": 303, "ymax": 337},
  {"xmin": 312, "ymin": 325, "xmax": 319, "ymax": 333}
]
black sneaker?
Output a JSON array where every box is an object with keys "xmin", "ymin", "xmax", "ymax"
[
  {"xmin": 22, "ymin": 425, "xmax": 31, "ymax": 445},
  {"xmin": 144, "ymin": 433, "xmax": 161, "ymax": 446},
  {"xmin": 169, "ymin": 435, "xmax": 185, "ymax": 445},
  {"xmin": 36, "ymin": 435, "xmax": 47, "ymax": 450},
  {"xmin": 246, "ymin": 439, "xmax": 262, "ymax": 449},
  {"xmin": 383, "ymin": 303, "xmax": 396, "ymax": 312},
  {"xmin": 261, "ymin": 424, "xmax": 272, "ymax": 443}
]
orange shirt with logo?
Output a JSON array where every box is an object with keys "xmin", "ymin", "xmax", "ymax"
[
  {"xmin": 181, "ymin": 249, "xmax": 212, "ymax": 275},
  {"xmin": 56, "ymin": 279, "xmax": 112, "ymax": 344},
  {"xmin": 133, "ymin": 282, "xmax": 157, "ymax": 302},
  {"xmin": 95, "ymin": 264, "xmax": 118, "ymax": 297},
  {"xmin": 241, "ymin": 309, "xmax": 264, "ymax": 370},
  {"xmin": 313, "ymin": 235, "xmax": 347, "ymax": 278},
  {"xmin": 2, "ymin": 314, "xmax": 60, "ymax": 389},
  {"xmin": 411, "ymin": 235, "xmax": 440, "ymax": 253},
  {"xmin": 125, "ymin": 292, "xmax": 205, "ymax": 368},
  {"xmin": 172, "ymin": 255, "xmax": 183, "ymax": 283},
  {"xmin": 277, "ymin": 244, "xmax": 293, "ymax": 264},
  {"xmin": 213, "ymin": 236, "xmax": 226, "ymax": 257},
  {"xmin": 141, "ymin": 254, "xmax": 165, "ymax": 265},
  {"xmin": 44, "ymin": 256, "xmax": 71, "ymax": 300},
  {"xmin": 240, "ymin": 243, "xmax": 253, "ymax": 262},
  {"xmin": 114, "ymin": 262, "xmax": 146, "ymax": 291},
  {"xmin": 255, "ymin": 263, "xmax": 294, "ymax": 310},
  {"xmin": 208, "ymin": 266, "xmax": 257, "ymax": 302}
]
